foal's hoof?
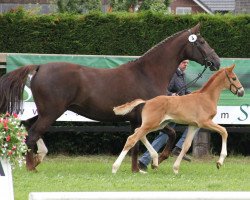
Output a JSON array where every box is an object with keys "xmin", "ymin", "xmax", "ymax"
[
  {"xmin": 151, "ymin": 164, "xmax": 158, "ymax": 170},
  {"xmin": 216, "ymin": 161, "xmax": 222, "ymax": 169},
  {"xmin": 173, "ymin": 165, "xmax": 179, "ymax": 174},
  {"xmin": 112, "ymin": 165, "xmax": 118, "ymax": 174}
]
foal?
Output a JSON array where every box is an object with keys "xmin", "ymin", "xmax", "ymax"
[{"xmin": 112, "ymin": 64, "xmax": 244, "ymax": 174}]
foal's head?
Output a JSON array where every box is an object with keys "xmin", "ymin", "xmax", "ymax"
[
  {"xmin": 184, "ymin": 23, "xmax": 220, "ymax": 71},
  {"xmin": 224, "ymin": 64, "xmax": 244, "ymax": 97}
]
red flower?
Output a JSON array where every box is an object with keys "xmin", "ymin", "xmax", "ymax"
[
  {"xmin": 12, "ymin": 146, "xmax": 17, "ymax": 151},
  {"xmin": 13, "ymin": 113, "xmax": 18, "ymax": 118},
  {"xmin": 3, "ymin": 119, "xmax": 8, "ymax": 130},
  {"xmin": 6, "ymin": 135, "xmax": 11, "ymax": 142},
  {"xmin": 8, "ymin": 150, "xmax": 13, "ymax": 156}
]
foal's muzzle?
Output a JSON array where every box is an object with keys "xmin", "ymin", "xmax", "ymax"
[{"xmin": 237, "ymin": 88, "xmax": 245, "ymax": 97}]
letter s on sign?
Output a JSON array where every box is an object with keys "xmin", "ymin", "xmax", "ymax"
[{"xmin": 238, "ymin": 104, "xmax": 249, "ymax": 121}]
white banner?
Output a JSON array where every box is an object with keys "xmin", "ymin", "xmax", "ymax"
[
  {"xmin": 213, "ymin": 104, "xmax": 250, "ymax": 124},
  {"xmin": 20, "ymin": 102, "xmax": 95, "ymax": 122},
  {"xmin": 20, "ymin": 103, "xmax": 250, "ymax": 124}
]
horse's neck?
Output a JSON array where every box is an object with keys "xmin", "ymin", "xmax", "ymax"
[
  {"xmin": 200, "ymin": 72, "xmax": 226, "ymax": 103},
  {"xmin": 131, "ymin": 38, "xmax": 186, "ymax": 91}
]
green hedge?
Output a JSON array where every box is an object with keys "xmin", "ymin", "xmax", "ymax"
[{"xmin": 0, "ymin": 9, "xmax": 249, "ymax": 57}]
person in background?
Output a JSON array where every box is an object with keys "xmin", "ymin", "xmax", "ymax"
[{"xmin": 138, "ymin": 60, "xmax": 200, "ymax": 171}]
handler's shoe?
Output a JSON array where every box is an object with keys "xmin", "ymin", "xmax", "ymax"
[
  {"xmin": 138, "ymin": 161, "xmax": 148, "ymax": 171},
  {"xmin": 172, "ymin": 147, "xmax": 191, "ymax": 162}
]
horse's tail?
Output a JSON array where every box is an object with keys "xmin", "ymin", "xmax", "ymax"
[
  {"xmin": 113, "ymin": 99, "xmax": 146, "ymax": 115},
  {"xmin": 0, "ymin": 65, "xmax": 38, "ymax": 114}
]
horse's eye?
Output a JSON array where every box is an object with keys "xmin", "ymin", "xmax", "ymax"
[{"xmin": 232, "ymin": 77, "xmax": 237, "ymax": 81}]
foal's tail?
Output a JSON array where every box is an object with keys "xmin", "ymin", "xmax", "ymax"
[
  {"xmin": 113, "ymin": 99, "xmax": 146, "ymax": 115},
  {"xmin": 0, "ymin": 65, "xmax": 38, "ymax": 114}
]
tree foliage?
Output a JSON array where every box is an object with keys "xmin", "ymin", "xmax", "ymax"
[
  {"xmin": 56, "ymin": 0, "xmax": 101, "ymax": 13},
  {"xmin": 109, "ymin": 0, "xmax": 171, "ymax": 12},
  {"xmin": 55, "ymin": 0, "xmax": 171, "ymax": 13}
]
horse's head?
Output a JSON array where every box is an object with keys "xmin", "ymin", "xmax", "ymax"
[
  {"xmin": 184, "ymin": 23, "xmax": 220, "ymax": 71},
  {"xmin": 224, "ymin": 64, "xmax": 244, "ymax": 97}
]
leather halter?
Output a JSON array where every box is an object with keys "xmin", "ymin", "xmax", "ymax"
[
  {"xmin": 188, "ymin": 29, "xmax": 215, "ymax": 69},
  {"xmin": 225, "ymin": 69, "xmax": 243, "ymax": 95}
]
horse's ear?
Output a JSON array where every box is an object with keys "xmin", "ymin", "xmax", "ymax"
[
  {"xmin": 191, "ymin": 23, "xmax": 201, "ymax": 33},
  {"xmin": 228, "ymin": 64, "xmax": 236, "ymax": 72}
]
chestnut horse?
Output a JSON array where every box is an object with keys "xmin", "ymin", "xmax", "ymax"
[
  {"xmin": 112, "ymin": 64, "xmax": 244, "ymax": 174},
  {"xmin": 0, "ymin": 23, "xmax": 220, "ymax": 172}
]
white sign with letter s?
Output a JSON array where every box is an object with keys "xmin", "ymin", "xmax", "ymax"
[{"xmin": 18, "ymin": 103, "xmax": 250, "ymax": 124}]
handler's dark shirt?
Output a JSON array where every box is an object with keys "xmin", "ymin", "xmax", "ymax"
[{"xmin": 167, "ymin": 68, "xmax": 191, "ymax": 96}]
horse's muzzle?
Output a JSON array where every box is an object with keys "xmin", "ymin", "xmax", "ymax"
[
  {"xmin": 237, "ymin": 88, "xmax": 245, "ymax": 97},
  {"xmin": 208, "ymin": 60, "xmax": 220, "ymax": 71}
]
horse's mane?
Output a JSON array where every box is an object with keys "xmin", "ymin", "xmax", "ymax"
[
  {"xmin": 199, "ymin": 69, "xmax": 224, "ymax": 92},
  {"xmin": 129, "ymin": 28, "xmax": 188, "ymax": 63}
]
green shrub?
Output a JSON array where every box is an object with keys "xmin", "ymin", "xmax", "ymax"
[{"xmin": 0, "ymin": 9, "xmax": 249, "ymax": 57}]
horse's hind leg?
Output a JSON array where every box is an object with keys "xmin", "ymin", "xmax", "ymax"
[
  {"xmin": 25, "ymin": 115, "xmax": 59, "ymax": 171},
  {"xmin": 157, "ymin": 125, "xmax": 176, "ymax": 166},
  {"xmin": 21, "ymin": 116, "xmax": 47, "ymax": 167},
  {"xmin": 22, "ymin": 115, "xmax": 38, "ymax": 131},
  {"xmin": 130, "ymin": 121, "xmax": 141, "ymax": 173},
  {"xmin": 34, "ymin": 138, "xmax": 48, "ymax": 167},
  {"xmin": 131, "ymin": 142, "xmax": 140, "ymax": 172}
]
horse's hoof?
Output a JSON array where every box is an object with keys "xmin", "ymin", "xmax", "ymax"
[
  {"xmin": 216, "ymin": 162, "xmax": 222, "ymax": 169},
  {"xmin": 33, "ymin": 155, "xmax": 41, "ymax": 168},
  {"xmin": 132, "ymin": 167, "xmax": 140, "ymax": 173},
  {"xmin": 26, "ymin": 166, "xmax": 38, "ymax": 172}
]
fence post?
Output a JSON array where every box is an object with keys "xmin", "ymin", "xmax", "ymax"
[{"xmin": 192, "ymin": 129, "xmax": 210, "ymax": 158}]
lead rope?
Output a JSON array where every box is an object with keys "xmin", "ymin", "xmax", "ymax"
[{"xmin": 176, "ymin": 65, "xmax": 208, "ymax": 95}]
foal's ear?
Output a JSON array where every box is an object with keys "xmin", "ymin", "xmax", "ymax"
[
  {"xmin": 191, "ymin": 23, "xmax": 201, "ymax": 33},
  {"xmin": 228, "ymin": 64, "xmax": 236, "ymax": 72}
]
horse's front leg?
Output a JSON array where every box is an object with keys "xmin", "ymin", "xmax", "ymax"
[{"xmin": 158, "ymin": 126, "xmax": 176, "ymax": 165}]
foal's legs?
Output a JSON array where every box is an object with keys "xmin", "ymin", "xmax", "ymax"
[
  {"xmin": 112, "ymin": 126, "xmax": 152, "ymax": 173},
  {"xmin": 140, "ymin": 136, "xmax": 158, "ymax": 169},
  {"xmin": 202, "ymin": 121, "xmax": 228, "ymax": 169},
  {"xmin": 173, "ymin": 126, "xmax": 199, "ymax": 174},
  {"xmin": 158, "ymin": 125, "xmax": 176, "ymax": 165}
]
